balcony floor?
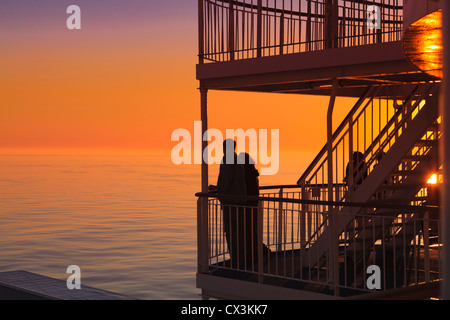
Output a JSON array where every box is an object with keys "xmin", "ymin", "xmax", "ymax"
[
  {"xmin": 197, "ymin": 42, "xmax": 438, "ymax": 97},
  {"xmin": 204, "ymin": 244, "xmax": 441, "ymax": 299}
]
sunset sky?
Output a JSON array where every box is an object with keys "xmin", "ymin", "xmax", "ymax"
[{"xmin": 0, "ymin": 0, "xmax": 355, "ymax": 156}]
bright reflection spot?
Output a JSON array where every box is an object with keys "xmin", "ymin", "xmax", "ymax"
[
  {"xmin": 427, "ymin": 174, "xmax": 438, "ymax": 185},
  {"xmin": 403, "ymin": 10, "xmax": 442, "ymax": 79}
]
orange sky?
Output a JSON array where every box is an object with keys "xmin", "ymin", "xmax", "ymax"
[{"xmin": 0, "ymin": 1, "xmax": 356, "ymax": 156}]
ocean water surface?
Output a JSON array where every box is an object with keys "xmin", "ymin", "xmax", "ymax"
[{"xmin": 0, "ymin": 150, "xmax": 308, "ymax": 299}]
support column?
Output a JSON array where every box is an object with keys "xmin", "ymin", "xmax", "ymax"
[
  {"xmin": 327, "ymin": 79, "xmax": 339, "ymax": 296},
  {"xmin": 441, "ymin": 1, "xmax": 450, "ymax": 300},
  {"xmin": 201, "ymin": 88, "xmax": 209, "ymax": 194},
  {"xmin": 200, "ymin": 88, "xmax": 209, "ymax": 274},
  {"xmin": 198, "ymin": 0, "xmax": 204, "ymax": 64},
  {"xmin": 325, "ymin": 0, "xmax": 338, "ymax": 49}
]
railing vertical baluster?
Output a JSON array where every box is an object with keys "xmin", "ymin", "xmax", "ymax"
[
  {"xmin": 306, "ymin": 0, "xmax": 311, "ymax": 51},
  {"xmin": 197, "ymin": 198, "xmax": 202, "ymax": 273},
  {"xmin": 229, "ymin": 0, "xmax": 235, "ymax": 60},
  {"xmin": 257, "ymin": 0, "xmax": 262, "ymax": 57},
  {"xmin": 198, "ymin": 0, "xmax": 205, "ymax": 64},
  {"xmin": 301, "ymin": 186, "xmax": 307, "ymax": 252},
  {"xmin": 424, "ymin": 211, "xmax": 430, "ymax": 282},
  {"xmin": 258, "ymin": 200, "xmax": 264, "ymax": 283},
  {"xmin": 278, "ymin": 188, "xmax": 284, "ymax": 252},
  {"xmin": 280, "ymin": 12, "xmax": 285, "ymax": 55},
  {"xmin": 348, "ymin": 114, "xmax": 354, "ymax": 196}
]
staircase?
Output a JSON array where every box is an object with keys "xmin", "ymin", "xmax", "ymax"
[{"xmin": 297, "ymin": 81, "xmax": 441, "ymax": 285}]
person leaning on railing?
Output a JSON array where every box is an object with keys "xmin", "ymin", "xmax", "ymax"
[
  {"xmin": 209, "ymin": 139, "xmax": 270, "ymax": 270},
  {"xmin": 210, "ymin": 139, "xmax": 246, "ymax": 269}
]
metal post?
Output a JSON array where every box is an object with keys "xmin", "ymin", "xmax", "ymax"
[
  {"xmin": 197, "ymin": 197, "xmax": 202, "ymax": 273},
  {"xmin": 280, "ymin": 13, "xmax": 285, "ymax": 55},
  {"xmin": 278, "ymin": 188, "xmax": 284, "ymax": 252},
  {"xmin": 200, "ymin": 88, "xmax": 209, "ymax": 274},
  {"xmin": 258, "ymin": 200, "xmax": 264, "ymax": 284},
  {"xmin": 201, "ymin": 88, "xmax": 209, "ymax": 195},
  {"xmin": 306, "ymin": 0, "xmax": 311, "ymax": 51},
  {"xmin": 424, "ymin": 211, "xmax": 430, "ymax": 283},
  {"xmin": 441, "ymin": 0, "xmax": 450, "ymax": 300},
  {"xmin": 198, "ymin": 0, "xmax": 204, "ymax": 64},
  {"xmin": 325, "ymin": 0, "xmax": 338, "ymax": 49},
  {"xmin": 229, "ymin": 0, "xmax": 235, "ymax": 61},
  {"xmin": 348, "ymin": 115, "xmax": 354, "ymax": 197},
  {"xmin": 301, "ymin": 186, "xmax": 307, "ymax": 251},
  {"xmin": 327, "ymin": 79, "xmax": 339, "ymax": 295},
  {"xmin": 257, "ymin": 0, "xmax": 262, "ymax": 57}
]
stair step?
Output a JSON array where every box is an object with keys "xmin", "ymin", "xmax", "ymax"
[
  {"xmin": 370, "ymin": 196, "xmax": 428, "ymax": 204},
  {"xmin": 390, "ymin": 170, "xmax": 428, "ymax": 176},
  {"xmin": 402, "ymin": 155, "xmax": 433, "ymax": 162},
  {"xmin": 414, "ymin": 140, "xmax": 438, "ymax": 147},
  {"xmin": 377, "ymin": 183, "xmax": 421, "ymax": 191}
]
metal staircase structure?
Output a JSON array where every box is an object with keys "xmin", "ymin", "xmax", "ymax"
[
  {"xmin": 195, "ymin": 0, "xmax": 443, "ymax": 299},
  {"xmin": 297, "ymin": 81, "xmax": 441, "ymax": 291}
]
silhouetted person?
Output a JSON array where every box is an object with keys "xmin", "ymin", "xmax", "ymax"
[
  {"xmin": 238, "ymin": 152, "xmax": 260, "ymax": 269},
  {"xmin": 216, "ymin": 139, "xmax": 246, "ymax": 268},
  {"xmin": 344, "ymin": 152, "xmax": 368, "ymax": 230},
  {"xmin": 344, "ymin": 151, "xmax": 368, "ymax": 187}
]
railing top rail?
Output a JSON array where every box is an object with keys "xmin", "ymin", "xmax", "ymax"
[
  {"xmin": 199, "ymin": 0, "xmax": 404, "ymax": 63},
  {"xmin": 259, "ymin": 183, "xmax": 346, "ymax": 190},
  {"xmin": 205, "ymin": 0, "xmax": 404, "ymax": 16},
  {"xmin": 195, "ymin": 192, "xmax": 440, "ymax": 214},
  {"xmin": 259, "ymin": 184, "xmax": 302, "ymax": 190},
  {"xmin": 297, "ymin": 85, "xmax": 377, "ymax": 185}
]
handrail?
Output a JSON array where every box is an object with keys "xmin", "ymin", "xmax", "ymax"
[
  {"xmin": 195, "ymin": 192, "xmax": 440, "ymax": 214},
  {"xmin": 349, "ymin": 82, "xmax": 438, "ymax": 189},
  {"xmin": 259, "ymin": 184, "xmax": 301, "ymax": 190},
  {"xmin": 298, "ymin": 81, "xmax": 438, "ymax": 192},
  {"xmin": 206, "ymin": 0, "xmax": 403, "ymax": 18},
  {"xmin": 297, "ymin": 85, "xmax": 377, "ymax": 185}
]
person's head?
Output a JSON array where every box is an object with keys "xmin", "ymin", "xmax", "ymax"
[
  {"xmin": 376, "ymin": 151, "xmax": 385, "ymax": 162},
  {"xmin": 353, "ymin": 152, "xmax": 364, "ymax": 163},
  {"xmin": 237, "ymin": 152, "xmax": 256, "ymax": 165},
  {"xmin": 223, "ymin": 139, "xmax": 236, "ymax": 155}
]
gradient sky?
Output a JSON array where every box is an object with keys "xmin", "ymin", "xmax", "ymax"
[{"xmin": 0, "ymin": 0, "xmax": 355, "ymax": 154}]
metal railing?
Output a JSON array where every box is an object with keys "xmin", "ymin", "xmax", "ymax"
[
  {"xmin": 195, "ymin": 80, "xmax": 442, "ymax": 297},
  {"xmin": 198, "ymin": 0, "xmax": 404, "ymax": 63},
  {"xmin": 297, "ymin": 82, "xmax": 440, "ymax": 204},
  {"xmin": 196, "ymin": 192, "xmax": 441, "ymax": 297}
]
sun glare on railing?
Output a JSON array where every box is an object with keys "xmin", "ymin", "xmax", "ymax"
[{"xmin": 427, "ymin": 174, "xmax": 438, "ymax": 185}]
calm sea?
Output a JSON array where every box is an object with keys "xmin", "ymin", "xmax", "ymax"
[{"xmin": 0, "ymin": 150, "xmax": 309, "ymax": 300}]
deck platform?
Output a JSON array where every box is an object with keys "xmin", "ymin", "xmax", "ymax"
[
  {"xmin": 196, "ymin": 42, "xmax": 438, "ymax": 97},
  {"xmin": 201, "ymin": 245, "xmax": 442, "ymax": 300},
  {"xmin": 0, "ymin": 270, "xmax": 133, "ymax": 300}
]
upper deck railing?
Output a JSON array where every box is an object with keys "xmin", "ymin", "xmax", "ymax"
[{"xmin": 198, "ymin": 0, "xmax": 404, "ymax": 63}]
